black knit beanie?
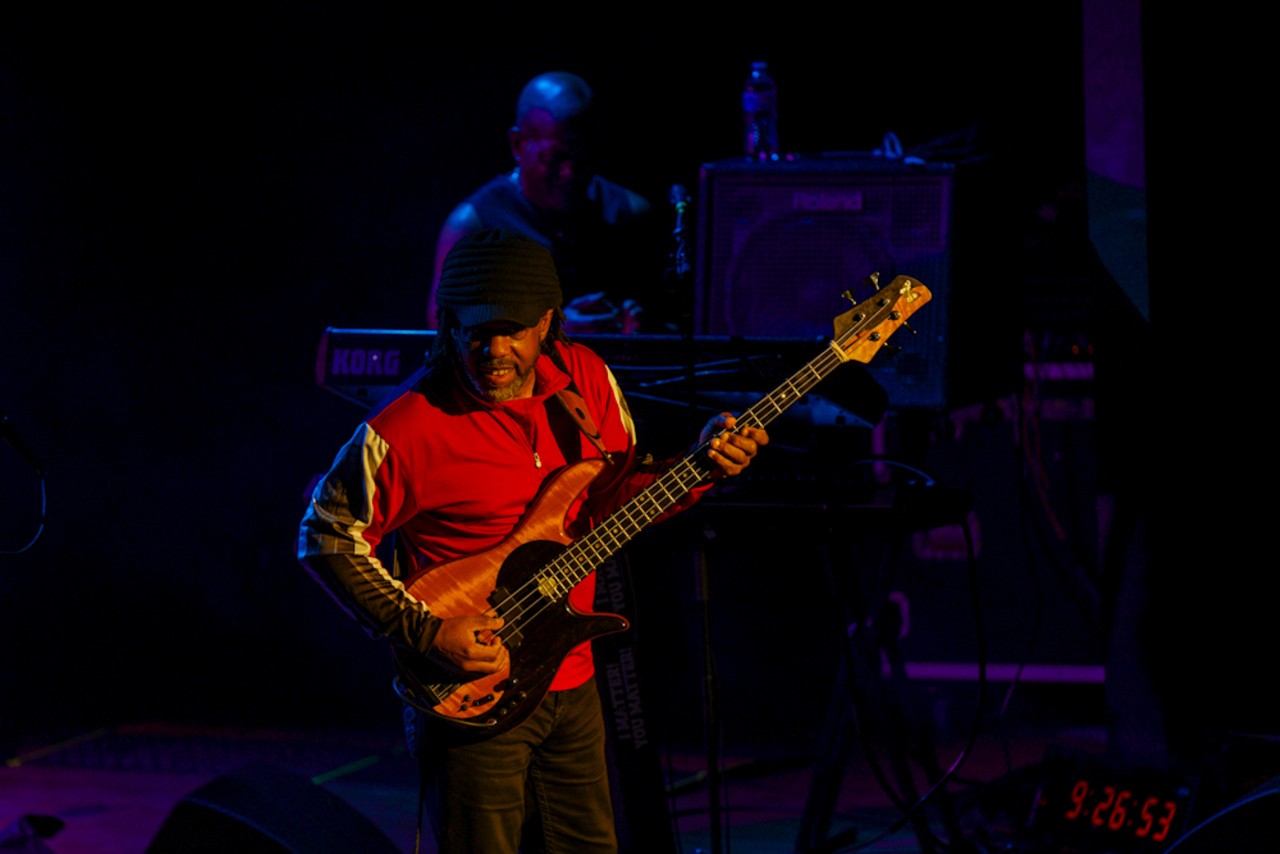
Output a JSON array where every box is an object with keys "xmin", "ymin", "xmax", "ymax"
[{"xmin": 436, "ymin": 229, "xmax": 563, "ymax": 328}]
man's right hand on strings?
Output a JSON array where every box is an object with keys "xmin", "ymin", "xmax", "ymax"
[{"xmin": 429, "ymin": 614, "xmax": 509, "ymax": 676}]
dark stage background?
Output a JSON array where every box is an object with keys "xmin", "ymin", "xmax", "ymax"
[{"xmin": 1, "ymin": 3, "xmax": 1225, "ymax": 780}]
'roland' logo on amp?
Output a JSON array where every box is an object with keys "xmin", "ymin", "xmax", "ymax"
[{"xmin": 791, "ymin": 190, "xmax": 863, "ymax": 212}]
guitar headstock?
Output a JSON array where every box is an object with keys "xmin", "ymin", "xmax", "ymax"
[{"xmin": 831, "ymin": 275, "xmax": 931, "ymax": 365}]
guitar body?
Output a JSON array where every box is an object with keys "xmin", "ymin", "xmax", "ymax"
[{"xmin": 393, "ymin": 458, "xmax": 629, "ymax": 738}]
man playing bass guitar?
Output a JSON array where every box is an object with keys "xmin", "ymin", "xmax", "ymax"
[{"xmin": 298, "ymin": 228, "xmax": 768, "ymax": 853}]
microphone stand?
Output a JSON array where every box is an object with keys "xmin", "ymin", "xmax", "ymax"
[{"xmin": 666, "ymin": 183, "xmax": 725, "ymax": 854}]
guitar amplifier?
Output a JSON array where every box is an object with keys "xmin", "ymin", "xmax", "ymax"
[{"xmin": 694, "ymin": 156, "xmax": 954, "ymax": 411}]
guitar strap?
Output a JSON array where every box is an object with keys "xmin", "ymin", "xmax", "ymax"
[
  {"xmin": 552, "ymin": 387, "xmax": 613, "ymax": 464},
  {"xmin": 547, "ymin": 344, "xmax": 614, "ymax": 465}
]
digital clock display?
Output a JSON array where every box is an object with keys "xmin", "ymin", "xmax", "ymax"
[{"xmin": 1029, "ymin": 748, "xmax": 1196, "ymax": 852}]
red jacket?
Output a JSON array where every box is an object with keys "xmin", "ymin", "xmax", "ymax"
[{"xmin": 299, "ymin": 338, "xmax": 710, "ymax": 692}]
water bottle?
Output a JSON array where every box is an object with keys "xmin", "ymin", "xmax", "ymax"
[{"xmin": 743, "ymin": 61, "xmax": 779, "ymax": 161}]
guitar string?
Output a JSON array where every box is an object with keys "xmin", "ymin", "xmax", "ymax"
[{"xmin": 427, "ymin": 283, "xmax": 917, "ymax": 712}]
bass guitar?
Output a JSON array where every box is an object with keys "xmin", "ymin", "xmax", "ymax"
[{"xmin": 393, "ymin": 275, "xmax": 931, "ymax": 739}]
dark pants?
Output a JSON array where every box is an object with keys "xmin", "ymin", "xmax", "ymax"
[{"xmin": 412, "ymin": 679, "xmax": 618, "ymax": 854}]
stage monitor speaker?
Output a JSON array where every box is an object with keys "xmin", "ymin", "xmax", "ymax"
[
  {"xmin": 695, "ymin": 157, "xmax": 954, "ymax": 411},
  {"xmin": 146, "ymin": 763, "xmax": 401, "ymax": 854}
]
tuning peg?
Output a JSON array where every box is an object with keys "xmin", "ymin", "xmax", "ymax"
[{"xmin": 842, "ymin": 272, "xmax": 884, "ymax": 306}]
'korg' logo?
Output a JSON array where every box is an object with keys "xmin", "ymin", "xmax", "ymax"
[
  {"xmin": 792, "ymin": 190, "xmax": 864, "ymax": 212},
  {"xmin": 330, "ymin": 349, "xmax": 401, "ymax": 377}
]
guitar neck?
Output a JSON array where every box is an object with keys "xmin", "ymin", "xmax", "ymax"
[{"xmin": 548, "ymin": 275, "xmax": 928, "ymax": 590}]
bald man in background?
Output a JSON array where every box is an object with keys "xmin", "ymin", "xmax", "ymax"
[{"xmin": 428, "ymin": 70, "xmax": 675, "ymax": 335}]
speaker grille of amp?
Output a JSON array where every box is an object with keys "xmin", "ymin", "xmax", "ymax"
[{"xmin": 695, "ymin": 157, "xmax": 954, "ymax": 410}]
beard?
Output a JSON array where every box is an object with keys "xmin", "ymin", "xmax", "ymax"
[{"xmin": 465, "ymin": 358, "xmax": 534, "ymax": 403}]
